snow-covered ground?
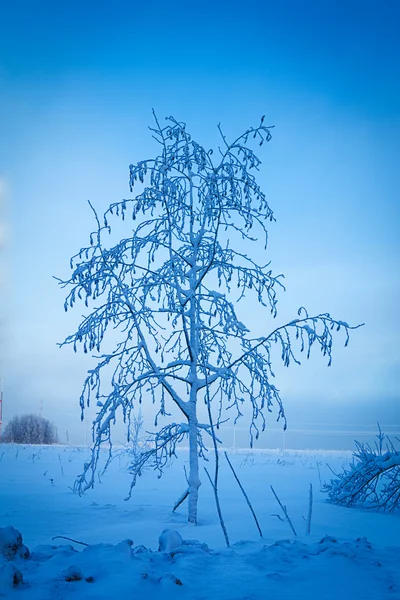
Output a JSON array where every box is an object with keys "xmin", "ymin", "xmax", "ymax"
[{"xmin": 0, "ymin": 444, "xmax": 399, "ymax": 599}]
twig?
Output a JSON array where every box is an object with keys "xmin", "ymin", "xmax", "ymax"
[
  {"xmin": 316, "ymin": 461, "xmax": 323, "ymax": 488},
  {"xmin": 224, "ymin": 451, "xmax": 263, "ymax": 537},
  {"xmin": 270, "ymin": 485, "xmax": 297, "ymax": 536},
  {"xmin": 204, "ymin": 467, "xmax": 230, "ymax": 547},
  {"xmin": 173, "ymin": 488, "xmax": 189, "ymax": 512},
  {"xmin": 271, "ymin": 513, "xmax": 284, "ymax": 522},
  {"xmin": 52, "ymin": 535, "xmax": 89, "ymax": 547},
  {"xmin": 183, "ymin": 464, "xmax": 189, "ymax": 486},
  {"xmin": 204, "ymin": 362, "xmax": 230, "ymax": 547},
  {"xmin": 306, "ymin": 483, "xmax": 313, "ymax": 535}
]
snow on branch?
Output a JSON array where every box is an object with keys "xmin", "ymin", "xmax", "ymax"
[
  {"xmin": 59, "ymin": 113, "xmax": 361, "ymax": 522},
  {"xmin": 324, "ymin": 426, "xmax": 400, "ymax": 513}
]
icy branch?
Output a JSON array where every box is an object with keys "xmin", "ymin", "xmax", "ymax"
[{"xmin": 324, "ymin": 427, "xmax": 400, "ymax": 513}]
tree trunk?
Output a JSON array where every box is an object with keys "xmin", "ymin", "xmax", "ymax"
[{"xmin": 187, "ymin": 412, "xmax": 201, "ymax": 524}]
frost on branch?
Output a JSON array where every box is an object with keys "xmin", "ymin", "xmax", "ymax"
[
  {"xmin": 58, "ymin": 113, "xmax": 361, "ymax": 523},
  {"xmin": 324, "ymin": 426, "xmax": 400, "ymax": 513},
  {"xmin": 122, "ymin": 422, "xmax": 213, "ymax": 501}
]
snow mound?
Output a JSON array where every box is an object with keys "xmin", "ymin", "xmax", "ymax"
[
  {"xmin": 0, "ymin": 526, "xmax": 29, "ymax": 560},
  {"xmin": 0, "ymin": 559, "xmax": 24, "ymax": 593},
  {"xmin": 158, "ymin": 529, "xmax": 183, "ymax": 553},
  {"xmin": 0, "ymin": 526, "xmax": 398, "ymax": 599},
  {"xmin": 62, "ymin": 565, "xmax": 84, "ymax": 582}
]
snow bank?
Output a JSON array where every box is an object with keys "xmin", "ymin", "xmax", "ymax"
[{"xmin": 0, "ymin": 525, "xmax": 399, "ymax": 599}]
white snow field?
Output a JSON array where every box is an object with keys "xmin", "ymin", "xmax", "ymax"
[{"xmin": 0, "ymin": 444, "xmax": 399, "ymax": 599}]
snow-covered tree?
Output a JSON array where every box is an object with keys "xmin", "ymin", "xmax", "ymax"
[
  {"xmin": 59, "ymin": 114, "xmax": 361, "ymax": 523},
  {"xmin": 324, "ymin": 426, "xmax": 400, "ymax": 512},
  {"xmin": 1, "ymin": 414, "xmax": 58, "ymax": 445}
]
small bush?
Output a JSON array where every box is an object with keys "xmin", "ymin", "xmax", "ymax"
[
  {"xmin": 324, "ymin": 426, "xmax": 400, "ymax": 513},
  {"xmin": 1, "ymin": 414, "xmax": 58, "ymax": 445}
]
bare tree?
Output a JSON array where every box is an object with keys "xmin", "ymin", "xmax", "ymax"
[
  {"xmin": 58, "ymin": 113, "xmax": 361, "ymax": 523},
  {"xmin": 1, "ymin": 414, "xmax": 58, "ymax": 444}
]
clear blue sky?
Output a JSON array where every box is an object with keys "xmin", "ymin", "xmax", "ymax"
[{"xmin": 1, "ymin": 0, "xmax": 399, "ymax": 444}]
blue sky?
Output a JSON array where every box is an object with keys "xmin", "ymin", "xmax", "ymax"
[{"xmin": 1, "ymin": 0, "xmax": 399, "ymax": 444}]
